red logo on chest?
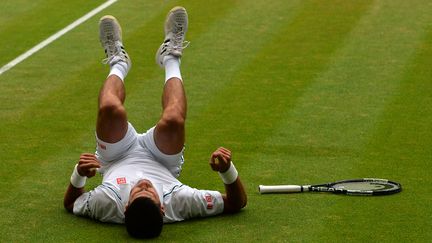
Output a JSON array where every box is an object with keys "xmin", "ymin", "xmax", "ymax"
[{"xmin": 116, "ymin": 177, "xmax": 127, "ymax": 184}]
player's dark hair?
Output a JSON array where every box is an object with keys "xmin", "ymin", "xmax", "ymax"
[{"xmin": 124, "ymin": 197, "xmax": 163, "ymax": 238}]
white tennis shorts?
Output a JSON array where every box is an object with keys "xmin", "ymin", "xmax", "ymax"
[{"xmin": 95, "ymin": 123, "xmax": 184, "ymax": 178}]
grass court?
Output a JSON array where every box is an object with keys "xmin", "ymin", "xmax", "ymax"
[{"xmin": 0, "ymin": 0, "xmax": 431, "ymax": 242}]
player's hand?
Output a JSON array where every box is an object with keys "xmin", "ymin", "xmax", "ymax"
[
  {"xmin": 77, "ymin": 153, "xmax": 101, "ymax": 178},
  {"xmin": 209, "ymin": 147, "xmax": 232, "ymax": 173}
]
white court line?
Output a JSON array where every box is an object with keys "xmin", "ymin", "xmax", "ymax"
[{"xmin": 0, "ymin": 0, "xmax": 118, "ymax": 76}]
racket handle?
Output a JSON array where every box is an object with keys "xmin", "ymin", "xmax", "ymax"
[{"xmin": 258, "ymin": 185, "xmax": 309, "ymax": 194}]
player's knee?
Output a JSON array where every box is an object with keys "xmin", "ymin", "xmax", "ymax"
[
  {"xmin": 161, "ymin": 110, "xmax": 185, "ymax": 130},
  {"xmin": 98, "ymin": 99, "xmax": 126, "ymax": 119}
]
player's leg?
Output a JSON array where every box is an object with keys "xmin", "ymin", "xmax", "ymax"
[
  {"xmin": 97, "ymin": 16, "xmax": 131, "ymax": 143},
  {"xmin": 154, "ymin": 7, "xmax": 189, "ymax": 155},
  {"xmin": 155, "ymin": 76, "xmax": 187, "ymax": 154}
]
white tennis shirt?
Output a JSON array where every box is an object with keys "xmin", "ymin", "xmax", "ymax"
[{"xmin": 73, "ymin": 139, "xmax": 224, "ymax": 223}]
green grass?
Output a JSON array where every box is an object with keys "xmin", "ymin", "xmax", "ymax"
[{"xmin": 0, "ymin": 0, "xmax": 431, "ymax": 242}]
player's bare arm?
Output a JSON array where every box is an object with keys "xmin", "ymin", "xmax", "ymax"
[
  {"xmin": 209, "ymin": 147, "xmax": 247, "ymax": 213},
  {"xmin": 63, "ymin": 153, "xmax": 101, "ymax": 212}
]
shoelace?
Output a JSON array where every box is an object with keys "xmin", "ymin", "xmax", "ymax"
[
  {"xmin": 165, "ymin": 31, "xmax": 190, "ymax": 52},
  {"xmin": 101, "ymin": 41, "xmax": 127, "ymax": 64}
]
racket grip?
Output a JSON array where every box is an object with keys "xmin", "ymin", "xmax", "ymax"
[{"xmin": 258, "ymin": 185, "xmax": 308, "ymax": 194}]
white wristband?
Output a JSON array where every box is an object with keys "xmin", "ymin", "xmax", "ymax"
[
  {"xmin": 70, "ymin": 164, "xmax": 87, "ymax": 188},
  {"xmin": 218, "ymin": 162, "xmax": 238, "ymax": 185}
]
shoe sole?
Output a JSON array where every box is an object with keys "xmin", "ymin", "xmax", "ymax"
[
  {"xmin": 99, "ymin": 15, "xmax": 123, "ymax": 45},
  {"xmin": 165, "ymin": 6, "xmax": 188, "ymax": 35}
]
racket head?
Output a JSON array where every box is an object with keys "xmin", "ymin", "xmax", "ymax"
[{"xmin": 323, "ymin": 178, "xmax": 402, "ymax": 195}]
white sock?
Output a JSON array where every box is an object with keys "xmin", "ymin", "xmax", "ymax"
[
  {"xmin": 164, "ymin": 55, "xmax": 182, "ymax": 83},
  {"xmin": 108, "ymin": 61, "xmax": 129, "ymax": 82}
]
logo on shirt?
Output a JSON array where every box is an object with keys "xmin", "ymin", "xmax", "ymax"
[
  {"xmin": 116, "ymin": 177, "xmax": 127, "ymax": 184},
  {"xmin": 98, "ymin": 142, "xmax": 107, "ymax": 150},
  {"xmin": 205, "ymin": 194, "xmax": 213, "ymax": 210}
]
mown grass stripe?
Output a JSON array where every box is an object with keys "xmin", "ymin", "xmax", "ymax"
[
  {"xmin": 258, "ymin": 0, "xmax": 432, "ymax": 181},
  {"xmin": 357, "ymin": 26, "xmax": 432, "ymax": 242},
  {"xmin": 188, "ymin": 0, "xmax": 373, "ymax": 172},
  {"xmin": 0, "ymin": 0, "xmax": 117, "ymax": 76},
  {"xmin": 256, "ymin": 0, "xmax": 432, "ymax": 242},
  {"xmin": 281, "ymin": 0, "xmax": 431, "ymax": 147},
  {"xmin": 0, "ymin": 0, "xmax": 106, "ymax": 65}
]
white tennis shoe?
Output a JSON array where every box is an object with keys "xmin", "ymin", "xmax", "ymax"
[
  {"xmin": 155, "ymin": 6, "xmax": 189, "ymax": 68},
  {"xmin": 99, "ymin": 15, "xmax": 131, "ymax": 68}
]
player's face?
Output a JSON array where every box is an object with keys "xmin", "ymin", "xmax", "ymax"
[{"xmin": 127, "ymin": 179, "xmax": 165, "ymax": 215}]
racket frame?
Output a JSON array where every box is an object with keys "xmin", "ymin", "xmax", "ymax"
[{"xmin": 259, "ymin": 178, "xmax": 402, "ymax": 195}]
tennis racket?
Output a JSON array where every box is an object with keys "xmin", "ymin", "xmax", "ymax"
[{"xmin": 258, "ymin": 178, "xmax": 401, "ymax": 196}]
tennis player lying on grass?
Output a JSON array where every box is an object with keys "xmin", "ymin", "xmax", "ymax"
[{"xmin": 63, "ymin": 7, "xmax": 247, "ymax": 239}]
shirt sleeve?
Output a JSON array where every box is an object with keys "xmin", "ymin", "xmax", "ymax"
[
  {"xmin": 163, "ymin": 185, "xmax": 224, "ymax": 223},
  {"xmin": 72, "ymin": 184, "xmax": 125, "ymax": 224}
]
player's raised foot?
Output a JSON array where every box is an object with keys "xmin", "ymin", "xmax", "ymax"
[
  {"xmin": 99, "ymin": 15, "xmax": 131, "ymax": 69},
  {"xmin": 156, "ymin": 6, "xmax": 189, "ymax": 68}
]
